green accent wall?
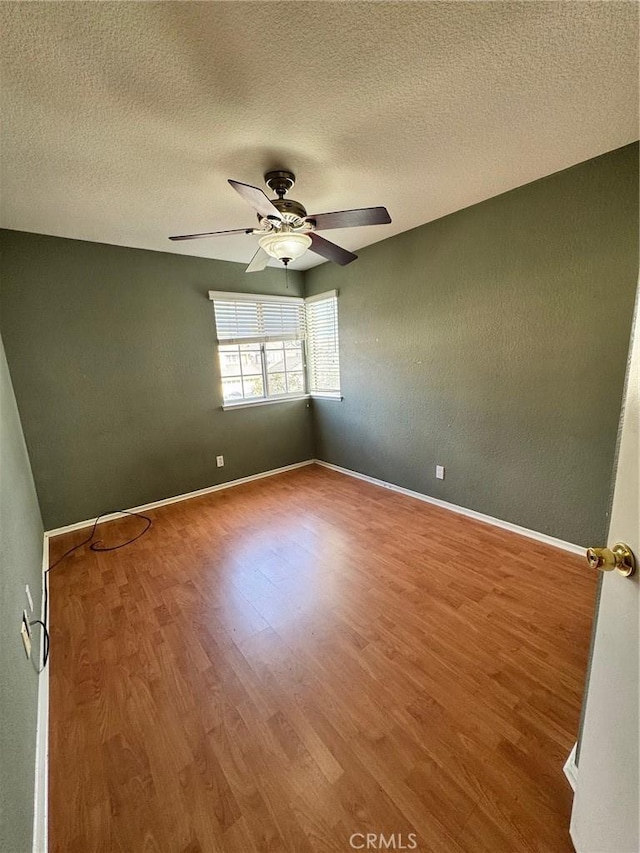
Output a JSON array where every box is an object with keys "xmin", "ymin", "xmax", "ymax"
[
  {"xmin": 0, "ymin": 234, "xmax": 314, "ymax": 528},
  {"xmin": 0, "ymin": 335, "xmax": 44, "ymax": 853},
  {"xmin": 305, "ymin": 143, "xmax": 639, "ymax": 545}
]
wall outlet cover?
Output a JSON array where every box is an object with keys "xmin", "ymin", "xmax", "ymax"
[
  {"xmin": 216, "ymin": 455, "xmax": 224, "ymax": 467},
  {"xmin": 436, "ymin": 465, "xmax": 445, "ymax": 480}
]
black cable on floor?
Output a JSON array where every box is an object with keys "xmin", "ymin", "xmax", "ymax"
[
  {"xmin": 38, "ymin": 509, "xmax": 152, "ymax": 670},
  {"xmin": 28, "ymin": 619, "xmax": 49, "ymax": 674}
]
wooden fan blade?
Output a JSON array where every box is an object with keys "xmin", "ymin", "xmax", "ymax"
[
  {"xmin": 306, "ymin": 206, "xmax": 391, "ymax": 231},
  {"xmin": 309, "ymin": 233, "xmax": 358, "ymax": 266},
  {"xmin": 228, "ymin": 180, "xmax": 283, "ymax": 221},
  {"xmin": 245, "ymin": 247, "xmax": 270, "ymax": 273},
  {"xmin": 169, "ymin": 228, "xmax": 254, "ymax": 241}
]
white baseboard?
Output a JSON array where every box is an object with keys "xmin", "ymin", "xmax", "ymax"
[
  {"xmin": 564, "ymin": 742, "xmax": 578, "ymax": 791},
  {"xmin": 45, "ymin": 460, "xmax": 315, "ymax": 538},
  {"xmin": 314, "ymin": 459, "xmax": 584, "ymax": 555},
  {"xmin": 32, "ymin": 537, "xmax": 49, "ymax": 853}
]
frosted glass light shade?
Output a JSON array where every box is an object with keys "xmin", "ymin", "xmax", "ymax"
[{"xmin": 258, "ymin": 231, "xmax": 312, "ymax": 261}]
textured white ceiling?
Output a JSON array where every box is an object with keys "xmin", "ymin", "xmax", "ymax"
[{"xmin": 1, "ymin": 2, "xmax": 637, "ymax": 271}]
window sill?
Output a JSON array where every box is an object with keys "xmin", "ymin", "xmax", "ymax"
[
  {"xmin": 222, "ymin": 395, "xmax": 310, "ymax": 411},
  {"xmin": 310, "ymin": 393, "xmax": 344, "ymax": 401}
]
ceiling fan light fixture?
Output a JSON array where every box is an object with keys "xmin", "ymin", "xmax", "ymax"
[
  {"xmin": 170, "ymin": 172, "xmax": 389, "ymax": 271},
  {"xmin": 258, "ymin": 231, "xmax": 312, "ymax": 262}
]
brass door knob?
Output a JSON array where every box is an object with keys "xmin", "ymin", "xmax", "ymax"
[{"xmin": 586, "ymin": 543, "xmax": 636, "ymax": 577}]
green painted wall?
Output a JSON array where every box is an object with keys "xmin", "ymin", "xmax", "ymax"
[
  {"xmin": 1, "ymin": 145, "xmax": 637, "ymax": 542},
  {"xmin": 0, "ymin": 233, "xmax": 313, "ymax": 528},
  {"xmin": 305, "ymin": 143, "xmax": 639, "ymax": 545},
  {"xmin": 0, "ymin": 335, "xmax": 44, "ymax": 853}
]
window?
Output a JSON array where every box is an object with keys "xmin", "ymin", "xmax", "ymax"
[
  {"xmin": 218, "ymin": 340, "xmax": 306, "ymax": 403},
  {"xmin": 209, "ymin": 289, "xmax": 341, "ymax": 407},
  {"xmin": 305, "ymin": 290, "xmax": 341, "ymax": 397},
  {"xmin": 210, "ymin": 291, "xmax": 307, "ymax": 406}
]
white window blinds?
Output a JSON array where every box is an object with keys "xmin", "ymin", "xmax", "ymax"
[
  {"xmin": 209, "ymin": 291, "xmax": 306, "ymax": 344},
  {"xmin": 305, "ymin": 290, "xmax": 341, "ymax": 395}
]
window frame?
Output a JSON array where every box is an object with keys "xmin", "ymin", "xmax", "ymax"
[
  {"xmin": 305, "ymin": 289, "xmax": 342, "ymax": 400},
  {"xmin": 209, "ymin": 289, "xmax": 342, "ymax": 410},
  {"xmin": 209, "ymin": 290, "xmax": 309, "ymax": 409},
  {"xmin": 219, "ymin": 339, "xmax": 308, "ymax": 409}
]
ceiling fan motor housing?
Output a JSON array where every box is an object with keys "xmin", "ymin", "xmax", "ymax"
[
  {"xmin": 259, "ymin": 170, "xmax": 308, "ymax": 227},
  {"xmin": 272, "ymin": 197, "xmax": 307, "ymax": 220}
]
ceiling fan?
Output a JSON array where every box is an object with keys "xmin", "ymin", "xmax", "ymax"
[{"xmin": 169, "ymin": 170, "xmax": 391, "ymax": 272}]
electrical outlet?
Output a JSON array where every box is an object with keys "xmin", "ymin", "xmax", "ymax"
[
  {"xmin": 20, "ymin": 612, "xmax": 31, "ymax": 659},
  {"xmin": 25, "ymin": 584, "xmax": 34, "ymax": 612},
  {"xmin": 216, "ymin": 455, "xmax": 224, "ymax": 468},
  {"xmin": 436, "ymin": 465, "xmax": 445, "ymax": 480}
]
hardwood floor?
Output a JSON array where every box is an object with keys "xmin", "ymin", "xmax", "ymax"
[{"xmin": 48, "ymin": 464, "xmax": 597, "ymax": 853}]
